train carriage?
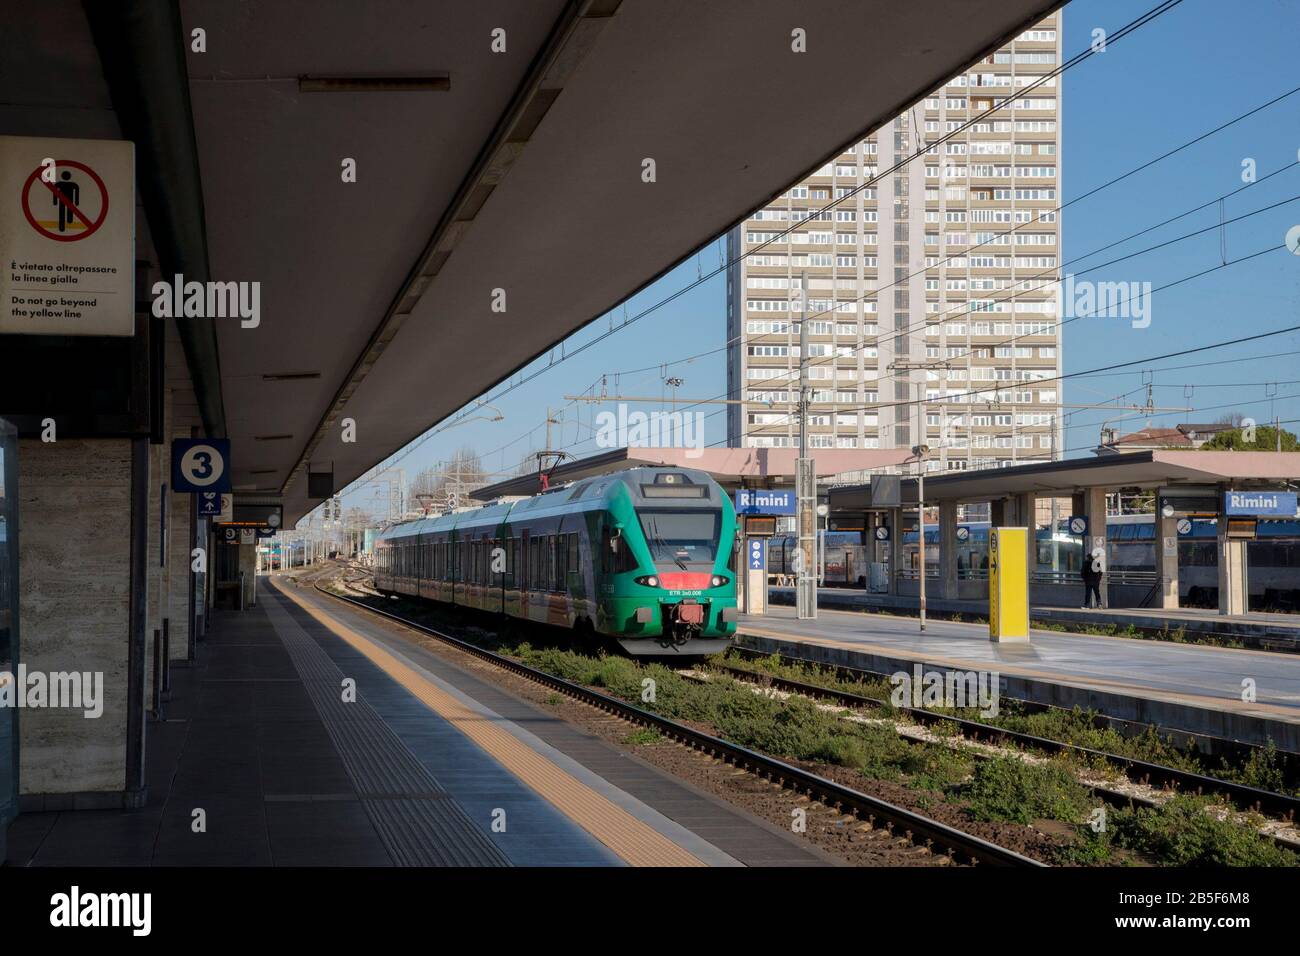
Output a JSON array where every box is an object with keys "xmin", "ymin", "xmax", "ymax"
[
  {"xmin": 374, "ymin": 467, "xmax": 738, "ymax": 655},
  {"xmin": 768, "ymin": 515, "xmax": 1300, "ymax": 610}
]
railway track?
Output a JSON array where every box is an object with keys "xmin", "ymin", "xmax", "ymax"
[
  {"xmin": 308, "ymin": 564, "xmax": 1300, "ymax": 839},
  {"xmin": 302, "ymin": 574, "xmax": 1044, "ymax": 867},
  {"xmin": 716, "ymin": 652, "xmax": 1300, "ymax": 829}
]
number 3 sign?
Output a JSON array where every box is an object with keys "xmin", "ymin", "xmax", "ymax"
[{"xmin": 171, "ymin": 438, "xmax": 232, "ymax": 493}]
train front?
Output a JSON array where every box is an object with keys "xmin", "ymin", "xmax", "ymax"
[{"xmin": 607, "ymin": 470, "xmax": 738, "ymax": 655}]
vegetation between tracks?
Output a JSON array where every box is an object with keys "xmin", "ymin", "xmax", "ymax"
[
  {"xmin": 502, "ymin": 641, "xmax": 1294, "ymax": 866},
  {"xmin": 315, "ymin": 575, "xmax": 1295, "ymax": 867},
  {"xmin": 723, "ymin": 652, "xmax": 1297, "ymax": 797}
]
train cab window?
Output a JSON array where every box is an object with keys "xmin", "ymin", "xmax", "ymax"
[
  {"xmin": 637, "ymin": 511, "xmax": 720, "ymax": 569},
  {"xmin": 601, "ymin": 525, "xmax": 638, "ymax": 574}
]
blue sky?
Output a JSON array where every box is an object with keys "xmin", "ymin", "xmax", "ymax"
[{"xmin": 333, "ymin": 0, "xmax": 1300, "ymax": 522}]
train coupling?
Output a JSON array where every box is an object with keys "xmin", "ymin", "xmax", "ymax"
[{"xmin": 668, "ymin": 599, "xmax": 705, "ymax": 626}]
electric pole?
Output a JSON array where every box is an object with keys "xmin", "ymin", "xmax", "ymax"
[
  {"xmin": 889, "ymin": 362, "xmax": 932, "ymax": 632},
  {"xmin": 796, "ymin": 270, "xmax": 817, "ymax": 620}
]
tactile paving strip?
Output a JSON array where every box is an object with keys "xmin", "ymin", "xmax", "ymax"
[
  {"xmin": 262, "ymin": 594, "xmax": 511, "ymax": 867},
  {"xmin": 272, "ymin": 580, "xmax": 706, "ymax": 867}
]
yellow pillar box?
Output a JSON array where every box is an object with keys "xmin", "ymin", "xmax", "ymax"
[{"xmin": 988, "ymin": 527, "xmax": 1030, "ymax": 643}]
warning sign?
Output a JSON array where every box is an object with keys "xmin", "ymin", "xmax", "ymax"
[{"xmin": 1, "ymin": 135, "xmax": 134, "ymax": 336}]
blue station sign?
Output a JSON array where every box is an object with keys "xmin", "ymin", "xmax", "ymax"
[
  {"xmin": 171, "ymin": 438, "xmax": 232, "ymax": 494},
  {"xmin": 735, "ymin": 489, "xmax": 796, "ymax": 515},
  {"xmin": 1223, "ymin": 490, "xmax": 1298, "ymax": 517}
]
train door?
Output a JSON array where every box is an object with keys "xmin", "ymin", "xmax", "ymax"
[
  {"xmin": 520, "ymin": 529, "xmax": 530, "ymax": 617},
  {"xmin": 449, "ymin": 530, "xmax": 458, "ymax": 606}
]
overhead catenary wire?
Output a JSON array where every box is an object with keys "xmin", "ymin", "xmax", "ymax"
[
  {"xmin": 496, "ymin": 339, "xmax": 1300, "ymax": 473},
  {"xmin": 567, "ymin": 105, "xmax": 1300, "ymax": 432},
  {"xmin": 337, "ymin": 0, "xmax": 1190, "ymax": 496},
  {"xmin": 709, "ymin": 242, "xmax": 1293, "ymax": 447},
  {"xmin": 714, "ymin": 293, "xmax": 1300, "ymax": 449},
  {"xmin": 335, "ymin": 2, "xmax": 1300, "ymax": 517}
]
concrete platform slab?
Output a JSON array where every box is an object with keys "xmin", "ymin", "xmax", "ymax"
[
  {"xmin": 740, "ymin": 605, "xmax": 1300, "ymax": 752},
  {"xmin": 768, "ymin": 587, "xmax": 1300, "ymax": 644}
]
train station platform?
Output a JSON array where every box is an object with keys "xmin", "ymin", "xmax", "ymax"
[
  {"xmin": 768, "ymin": 587, "xmax": 1300, "ymax": 647},
  {"xmin": 738, "ymin": 605, "xmax": 1300, "ymax": 753},
  {"xmin": 5, "ymin": 578, "xmax": 827, "ymax": 868}
]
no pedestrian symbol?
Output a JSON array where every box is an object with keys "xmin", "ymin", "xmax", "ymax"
[
  {"xmin": 21, "ymin": 160, "xmax": 109, "ymax": 242},
  {"xmin": 1, "ymin": 135, "xmax": 134, "ymax": 337}
]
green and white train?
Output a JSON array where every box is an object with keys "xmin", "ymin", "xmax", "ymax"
[{"xmin": 373, "ymin": 467, "xmax": 739, "ymax": 655}]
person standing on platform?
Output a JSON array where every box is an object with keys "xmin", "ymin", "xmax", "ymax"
[{"xmin": 1081, "ymin": 547, "xmax": 1105, "ymax": 609}]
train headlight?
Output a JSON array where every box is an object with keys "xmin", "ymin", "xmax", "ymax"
[
  {"xmin": 634, "ymin": 575, "xmax": 660, "ymax": 588},
  {"xmin": 710, "ymin": 575, "xmax": 728, "ymax": 588}
]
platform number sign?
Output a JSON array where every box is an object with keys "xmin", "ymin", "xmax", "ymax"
[
  {"xmin": 171, "ymin": 438, "xmax": 231, "ymax": 493},
  {"xmin": 748, "ymin": 538, "xmax": 765, "ymax": 570}
]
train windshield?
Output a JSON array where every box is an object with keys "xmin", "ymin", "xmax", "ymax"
[{"xmin": 638, "ymin": 510, "xmax": 720, "ymax": 569}]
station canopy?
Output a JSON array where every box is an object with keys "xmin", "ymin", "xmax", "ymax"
[
  {"xmin": 473, "ymin": 446, "xmax": 915, "ymax": 500},
  {"xmin": 829, "ymin": 451, "xmax": 1300, "ymax": 509},
  {"xmin": 0, "ymin": 0, "xmax": 1065, "ymax": 525}
]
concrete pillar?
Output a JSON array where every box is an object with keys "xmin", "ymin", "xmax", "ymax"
[
  {"xmin": 887, "ymin": 507, "xmax": 901, "ymax": 594},
  {"xmin": 167, "ymin": 489, "xmax": 193, "ymax": 658},
  {"xmin": 1159, "ymin": 513, "xmax": 1180, "ymax": 609},
  {"xmin": 17, "ymin": 439, "xmax": 133, "ymax": 805},
  {"xmin": 1071, "ymin": 492, "xmax": 1086, "ymax": 517},
  {"xmin": 1217, "ymin": 527, "xmax": 1247, "ymax": 616},
  {"xmin": 1082, "ymin": 486, "xmax": 1108, "ymax": 607},
  {"xmin": 145, "ymin": 386, "xmax": 195, "ymax": 702},
  {"xmin": 238, "ymin": 541, "xmax": 257, "ymax": 608},
  {"xmin": 1014, "ymin": 491, "xmax": 1036, "ymax": 579},
  {"xmin": 939, "ymin": 500, "xmax": 958, "ymax": 600}
]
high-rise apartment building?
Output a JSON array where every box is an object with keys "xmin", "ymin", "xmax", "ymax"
[{"xmin": 726, "ymin": 14, "xmax": 1063, "ymax": 474}]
